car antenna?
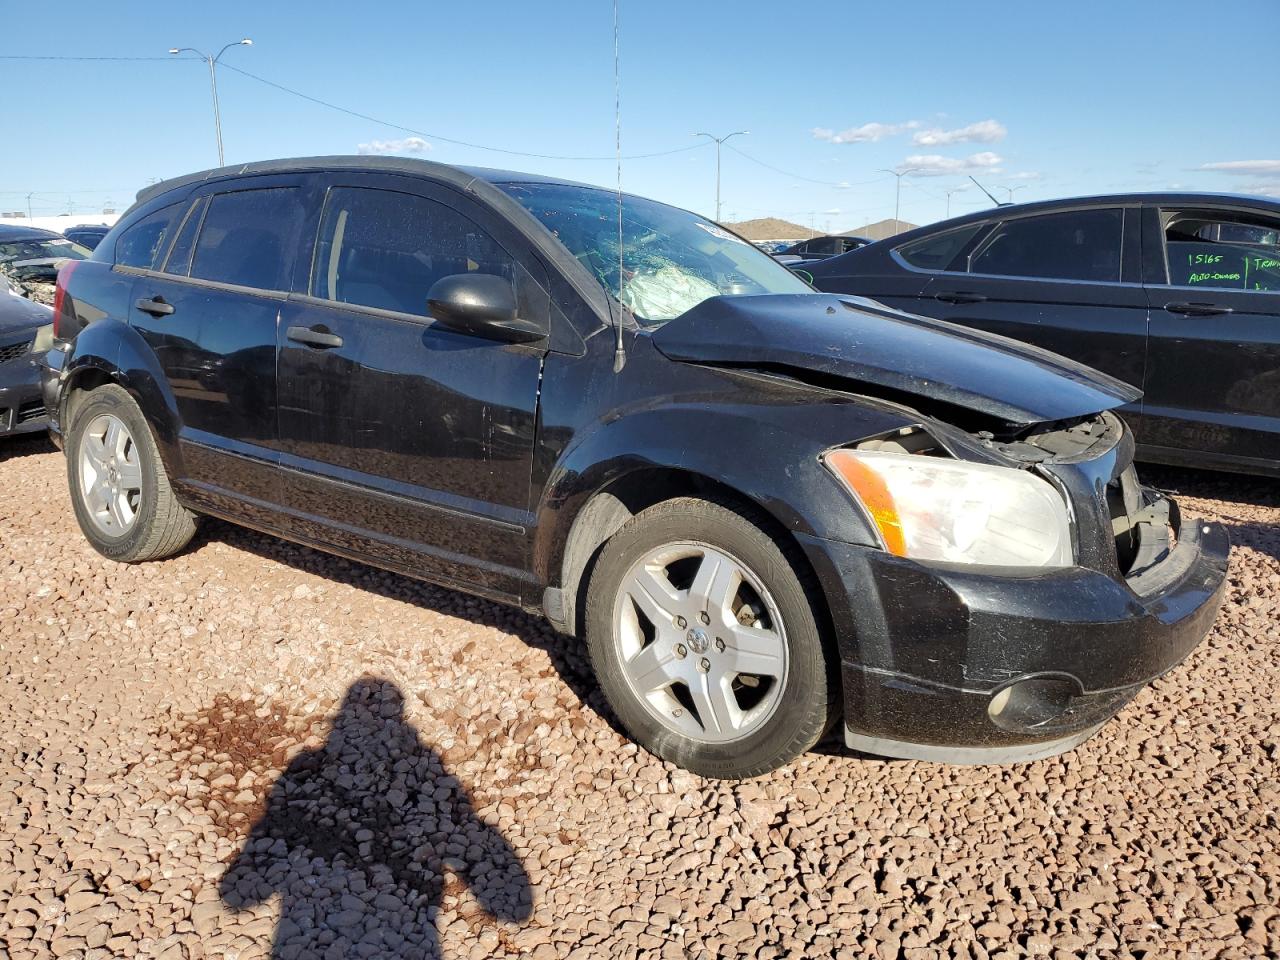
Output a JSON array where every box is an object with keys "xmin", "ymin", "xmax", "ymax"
[
  {"xmin": 968, "ymin": 175, "xmax": 1006, "ymax": 207},
  {"xmin": 611, "ymin": 0, "xmax": 627, "ymax": 373}
]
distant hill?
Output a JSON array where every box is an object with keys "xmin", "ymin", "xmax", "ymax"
[
  {"xmin": 724, "ymin": 217, "xmax": 818, "ymax": 242},
  {"xmin": 841, "ymin": 218, "xmax": 918, "ymax": 240}
]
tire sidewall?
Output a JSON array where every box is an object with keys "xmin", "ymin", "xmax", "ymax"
[
  {"xmin": 66, "ymin": 386, "xmax": 164, "ymax": 561},
  {"xmin": 586, "ymin": 503, "xmax": 830, "ymax": 778}
]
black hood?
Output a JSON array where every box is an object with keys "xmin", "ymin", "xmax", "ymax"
[
  {"xmin": 651, "ymin": 294, "xmax": 1142, "ymax": 427},
  {"xmin": 0, "ymin": 289, "xmax": 53, "ymax": 339}
]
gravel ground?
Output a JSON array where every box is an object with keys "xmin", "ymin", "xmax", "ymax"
[{"xmin": 1, "ymin": 434, "xmax": 1278, "ymax": 960}]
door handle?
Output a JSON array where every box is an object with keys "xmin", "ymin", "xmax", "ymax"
[
  {"xmin": 1164, "ymin": 301, "xmax": 1234, "ymax": 317},
  {"xmin": 134, "ymin": 296, "xmax": 175, "ymax": 317},
  {"xmin": 286, "ymin": 325, "xmax": 344, "ymax": 349},
  {"xmin": 933, "ymin": 290, "xmax": 988, "ymax": 304}
]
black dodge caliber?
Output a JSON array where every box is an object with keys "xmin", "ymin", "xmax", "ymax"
[{"xmin": 39, "ymin": 157, "xmax": 1228, "ymax": 778}]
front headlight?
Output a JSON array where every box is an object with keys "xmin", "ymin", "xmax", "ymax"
[
  {"xmin": 32, "ymin": 323, "xmax": 54, "ymax": 354},
  {"xmin": 823, "ymin": 449, "xmax": 1074, "ymax": 568}
]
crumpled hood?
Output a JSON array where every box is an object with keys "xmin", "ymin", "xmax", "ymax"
[
  {"xmin": 5, "ymin": 257, "xmax": 65, "ymax": 280},
  {"xmin": 651, "ymin": 294, "xmax": 1142, "ymax": 426}
]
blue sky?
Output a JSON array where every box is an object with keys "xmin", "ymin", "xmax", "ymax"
[{"xmin": 3, "ymin": 0, "xmax": 1278, "ymax": 231}]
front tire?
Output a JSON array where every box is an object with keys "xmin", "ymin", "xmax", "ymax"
[
  {"xmin": 66, "ymin": 385, "xmax": 197, "ymax": 562},
  {"xmin": 585, "ymin": 497, "xmax": 835, "ymax": 779}
]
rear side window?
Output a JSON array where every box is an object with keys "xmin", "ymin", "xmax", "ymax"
[
  {"xmin": 969, "ymin": 209, "xmax": 1123, "ymax": 282},
  {"xmin": 1163, "ymin": 210, "xmax": 1280, "ymax": 292},
  {"xmin": 310, "ymin": 186, "xmax": 515, "ymax": 317},
  {"xmin": 190, "ymin": 188, "xmax": 304, "ymax": 291},
  {"xmin": 115, "ymin": 203, "xmax": 182, "ymax": 269},
  {"xmin": 897, "ymin": 224, "xmax": 984, "ymax": 271}
]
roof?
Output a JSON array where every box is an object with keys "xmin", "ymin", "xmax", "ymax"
[
  {"xmin": 134, "ymin": 155, "xmax": 608, "ymax": 206},
  {"xmin": 0, "ymin": 224, "xmax": 61, "ymax": 242},
  {"xmin": 922, "ymin": 191, "xmax": 1280, "ymax": 233},
  {"xmin": 133, "ymin": 155, "xmax": 626, "ymax": 332}
]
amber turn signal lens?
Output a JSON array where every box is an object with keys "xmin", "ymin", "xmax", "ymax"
[{"xmin": 824, "ymin": 450, "xmax": 907, "ymax": 556}]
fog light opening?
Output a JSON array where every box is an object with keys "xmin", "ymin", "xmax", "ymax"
[{"xmin": 987, "ymin": 676, "xmax": 1080, "ymax": 732}]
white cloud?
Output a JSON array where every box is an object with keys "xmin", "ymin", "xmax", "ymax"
[
  {"xmin": 911, "ymin": 119, "xmax": 1006, "ymax": 146},
  {"xmin": 357, "ymin": 136, "xmax": 431, "ymax": 156},
  {"xmin": 1199, "ymin": 160, "xmax": 1280, "ymax": 178},
  {"xmin": 812, "ymin": 120, "xmax": 918, "ymax": 144},
  {"xmin": 899, "ymin": 152, "xmax": 1004, "ymax": 177}
]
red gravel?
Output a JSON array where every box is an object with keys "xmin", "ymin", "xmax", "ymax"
[{"xmin": 1, "ymin": 435, "xmax": 1277, "ymax": 959}]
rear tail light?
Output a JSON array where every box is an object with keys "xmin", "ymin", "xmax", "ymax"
[{"xmin": 52, "ymin": 260, "xmax": 78, "ymax": 339}]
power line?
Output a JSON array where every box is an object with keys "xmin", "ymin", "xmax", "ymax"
[
  {"xmin": 725, "ymin": 143, "xmax": 891, "ymax": 189},
  {"xmin": 218, "ymin": 63, "xmax": 709, "ymax": 162},
  {"xmin": 0, "ymin": 54, "xmax": 191, "ymax": 61}
]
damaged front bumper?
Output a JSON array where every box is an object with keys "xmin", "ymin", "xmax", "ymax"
[
  {"xmin": 799, "ymin": 493, "xmax": 1229, "ymax": 763},
  {"xmin": 0, "ymin": 352, "xmax": 48, "ymax": 437}
]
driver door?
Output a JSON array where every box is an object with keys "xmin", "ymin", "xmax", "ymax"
[{"xmin": 275, "ymin": 174, "xmax": 550, "ymax": 601}]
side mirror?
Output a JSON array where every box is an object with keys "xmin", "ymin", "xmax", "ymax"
[{"xmin": 426, "ymin": 273, "xmax": 545, "ymax": 344}]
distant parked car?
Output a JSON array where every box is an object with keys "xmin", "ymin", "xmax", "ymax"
[
  {"xmin": 777, "ymin": 234, "xmax": 874, "ymax": 263},
  {"xmin": 0, "ymin": 225, "xmax": 92, "ymax": 284},
  {"xmin": 804, "ymin": 193, "xmax": 1280, "ymax": 477},
  {"xmin": 0, "ymin": 278, "xmax": 53, "ymax": 437},
  {"xmin": 62, "ymin": 224, "xmax": 112, "ymax": 250},
  {"xmin": 753, "ymin": 240, "xmax": 793, "ymax": 255}
]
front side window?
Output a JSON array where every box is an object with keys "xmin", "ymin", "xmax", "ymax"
[
  {"xmin": 969, "ymin": 209, "xmax": 1123, "ymax": 282},
  {"xmin": 896, "ymin": 224, "xmax": 984, "ymax": 271},
  {"xmin": 501, "ymin": 182, "xmax": 811, "ymax": 325},
  {"xmin": 310, "ymin": 187, "xmax": 515, "ymax": 317},
  {"xmin": 115, "ymin": 205, "xmax": 181, "ymax": 269},
  {"xmin": 1162, "ymin": 210, "xmax": 1280, "ymax": 292},
  {"xmin": 190, "ymin": 188, "xmax": 303, "ymax": 290}
]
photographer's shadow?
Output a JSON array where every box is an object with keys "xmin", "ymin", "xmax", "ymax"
[{"xmin": 219, "ymin": 677, "xmax": 532, "ymax": 959}]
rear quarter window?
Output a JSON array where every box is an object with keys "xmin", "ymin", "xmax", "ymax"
[
  {"xmin": 115, "ymin": 203, "xmax": 183, "ymax": 269},
  {"xmin": 896, "ymin": 224, "xmax": 984, "ymax": 271}
]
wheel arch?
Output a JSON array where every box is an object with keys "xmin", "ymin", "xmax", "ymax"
[
  {"xmin": 549, "ymin": 466, "xmax": 835, "ymax": 650},
  {"xmin": 59, "ymin": 320, "xmax": 185, "ymax": 480}
]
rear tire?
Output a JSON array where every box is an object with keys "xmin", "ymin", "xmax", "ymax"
[
  {"xmin": 585, "ymin": 497, "xmax": 835, "ymax": 779},
  {"xmin": 66, "ymin": 385, "xmax": 197, "ymax": 562}
]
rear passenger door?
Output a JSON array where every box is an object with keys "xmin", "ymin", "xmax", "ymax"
[
  {"xmin": 124, "ymin": 176, "xmax": 307, "ymax": 509},
  {"xmin": 1140, "ymin": 203, "xmax": 1280, "ymax": 468},
  {"xmin": 274, "ymin": 175, "xmax": 548, "ymax": 602},
  {"xmin": 914, "ymin": 206, "xmax": 1150, "ymax": 434}
]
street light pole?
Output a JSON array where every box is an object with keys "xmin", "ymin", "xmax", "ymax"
[
  {"xmin": 694, "ymin": 131, "xmax": 749, "ymax": 222},
  {"xmin": 880, "ymin": 168, "xmax": 921, "ymax": 235},
  {"xmin": 944, "ymin": 186, "xmax": 966, "ymax": 219},
  {"xmin": 1000, "ymin": 184, "xmax": 1028, "ymax": 203},
  {"xmin": 170, "ymin": 39, "xmax": 253, "ymax": 166}
]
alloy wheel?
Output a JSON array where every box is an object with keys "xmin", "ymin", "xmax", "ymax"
[
  {"xmin": 78, "ymin": 413, "xmax": 143, "ymax": 536},
  {"xmin": 613, "ymin": 541, "xmax": 789, "ymax": 743}
]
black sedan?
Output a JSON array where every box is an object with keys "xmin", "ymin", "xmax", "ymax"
[
  {"xmin": 0, "ymin": 277, "xmax": 53, "ymax": 437},
  {"xmin": 804, "ymin": 193, "xmax": 1280, "ymax": 477},
  {"xmin": 62, "ymin": 224, "xmax": 113, "ymax": 250},
  {"xmin": 776, "ymin": 233, "xmax": 874, "ymax": 263}
]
